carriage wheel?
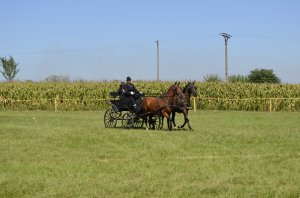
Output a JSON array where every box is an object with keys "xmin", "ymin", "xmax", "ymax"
[
  {"xmin": 133, "ymin": 116, "xmax": 144, "ymax": 128},
  {"xmin": 149, "ymin": 114, "xmax": 162, "ymax": 130},
  {"xmin": 115, "ymin": 111, "xmax": 122, "ymax": 119},
  {"xmin": 121, "ymin": 112, "xmax": 134, "ymax": 129},
  {"xmin": 104, "ymin": 108, "xmax": 117, "ymax": 128}
]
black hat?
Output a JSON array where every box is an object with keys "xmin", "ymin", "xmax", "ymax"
[{"xmin": 126, "ymin": 76, "xmax": 131, "ymax": 81}]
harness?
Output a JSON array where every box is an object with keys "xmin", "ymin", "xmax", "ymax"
[{"xmin": 155, "ymin": 92, "xmax": 186, "ymax": 111}]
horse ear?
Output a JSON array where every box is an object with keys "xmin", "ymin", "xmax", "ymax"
[
  {"xmin": 193, "ymin": 80, "xmax": 195, "ymax": 85},
  {"xmin": 174, "ymin": 81, "xmax": 177, "ymax": 85},
  {"xmin": 177, "ymin": 82, "xmax": 180, "ymax": 86}
]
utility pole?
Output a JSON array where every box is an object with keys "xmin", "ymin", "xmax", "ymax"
[
  {"xmin": 155, "ymin": 40, "xmax": 160, "ymax": 81},
  {"xmin": 219, "ymin": 33, "xmax": 231, "ymax": 81}
]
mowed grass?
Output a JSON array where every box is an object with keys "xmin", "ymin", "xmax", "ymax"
[{"xmin": 0, "ymin": 110, "xmax": 300, "ymax": 197}]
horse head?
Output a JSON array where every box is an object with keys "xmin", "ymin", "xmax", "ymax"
[
  {"xmin": 185, "ymin": 81, "xmax": 198, "ymax": 97},
  {"xmin": 169, "ymin": 82, "xmax": 186, "ymax": 107}
]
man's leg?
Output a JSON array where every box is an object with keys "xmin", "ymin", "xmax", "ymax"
[{"xmin": 130, "ymin": 97, "xmax": 136, "ymax": 108}]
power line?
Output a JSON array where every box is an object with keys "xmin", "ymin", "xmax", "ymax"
[
  {"xmin": 5, "ymin": 34, "xmax": 300, "ymax": 56},
  {"xmin": 233, "ymin": 34, "xmax": 300, "ymax": 40},
  {"xmin": 9, "ymin": 42, "xmax": 154, "ymax": 56}
]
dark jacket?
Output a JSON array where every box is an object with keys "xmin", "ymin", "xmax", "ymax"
[
  {"xmin": 124, "ymin": 82, "xmax": 139, "ymax": 97},
  {"xmin": 117, "ymin": 82, "xmax": 126, "ymax": 96}
]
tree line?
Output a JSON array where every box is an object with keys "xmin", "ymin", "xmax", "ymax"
[
  {"xmin": 202, "ymin": 69, "xmax": 281, "ymax": 83},
  {"xmin": 1, "ymin": 56, "xmax": 281, "ymax": 84}
]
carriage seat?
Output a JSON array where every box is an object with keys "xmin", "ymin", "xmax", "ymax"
[{"xmin": 109, "ymin": 92, "xmax": 119, "ymax": 98}]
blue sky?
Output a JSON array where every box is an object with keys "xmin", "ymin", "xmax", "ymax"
[{"xmin": 1, "ymin": 0, "xmax": 300, "ymax": 83}]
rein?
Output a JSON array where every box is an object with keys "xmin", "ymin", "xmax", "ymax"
[{"xmin": 155, "ymin": 92, "xmax": 186, "ymax": 110}]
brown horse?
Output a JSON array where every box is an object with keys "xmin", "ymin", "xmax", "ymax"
[
  {"xmin": 141, "ymin": 82, "xmax": 186, "ymax": 131},
  {"xmin": 171, "ymin": 81, "xmax": 198, "ymax": 130}
]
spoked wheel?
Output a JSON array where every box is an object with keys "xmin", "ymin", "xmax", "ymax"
[
  {"xmin": 121, "ymin": 112, "xmax": 134, "ymax": 129},
  {"xmin": 115, "ymin": 111, "xmax": 122, "ymax": 119},
  {"xmin": 148, "ymin": 114, "xmax": 162, "ymax": 130},
  {"xmin": 104, "ymin": 108, "xmax": 118, "ymax": 128},
  {"xmin": 133, "ymin": 116, "xmax": 144, "ymax": 128}
]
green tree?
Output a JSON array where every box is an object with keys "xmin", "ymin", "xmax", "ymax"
[
  {"xmin": 0, "ymin": 56, "xmax": 20, "ymax": 81},
  {"xmin": 45, "ymin": 74, "xmax": 70, "ymax": 82},
  {"xmin": 248, "ymin": 68, "xmax": 281, "ymax": 84}
]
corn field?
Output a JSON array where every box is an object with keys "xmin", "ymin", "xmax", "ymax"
[
  {"xmin": 0, "ymin": 81, "xmax": 299, "ymax": 111},
  {"xmin": 197, "ymin": 82, "xmax": 300, "ymax": 111}
]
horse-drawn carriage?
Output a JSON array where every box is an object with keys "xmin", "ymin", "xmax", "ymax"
[
  {"xmin": 103, "ymin": 91, "xmax": 161, "ymax": 129},
  {"xmin": 104, "ymin": 82, "xmax": 197, "ymax": 130}
]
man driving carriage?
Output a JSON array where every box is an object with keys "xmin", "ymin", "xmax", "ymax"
[{"xmin": 123, "ymin": 76, "xmax": 143, "ymax": 112}]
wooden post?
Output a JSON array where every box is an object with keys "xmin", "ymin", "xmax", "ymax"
[
  {"xmin": 193, "ymin": 97, "xmax": 197, "ymax": 111},
  {"xmin": 55, "ymin": 95, "xmax": 59, "ymax": 112}
]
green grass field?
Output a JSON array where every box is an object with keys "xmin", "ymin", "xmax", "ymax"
[{"xmin": 1, "ymin": 110, "xmax": 300, "ymax": 197}]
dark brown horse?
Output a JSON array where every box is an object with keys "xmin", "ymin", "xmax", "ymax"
[
  {"xmin": 141, "ymin": 82, "xmax": 186, "ymax": 131},
  {"xmin": 171, "ymin": 81, "xmax": 198, "ymax": 130}
]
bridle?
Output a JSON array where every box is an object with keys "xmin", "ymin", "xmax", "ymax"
[{"xmin": 158, "ymin": 85, "xmax": 186, "ymax": 109}]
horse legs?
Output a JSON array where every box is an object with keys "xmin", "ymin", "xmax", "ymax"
[
  {"xmin": 160, "ymin": 115, "xmax": 164, "ymax": 129},
  {"xmin": 143, "ymin": 114, "xmax": 148, "ymax": 130},
  {"xmin": 149, "ymin": 114, "xmax": 156, "ymax": 130},
  {"xmin": 186, "ymin": 109, "xmax": 192, "ymax": 130},
  {"xmin": 163, "ymin": 112, "xmax": 172, "ymax": 131},
  {"xmin": 179, "ymin": 110, "xmax": 192, "ymax": 130},
  {"xmin": 179, "ymin": 111, "xmax": 187, "ymax": 128},
  {"xmin": 159, "ymin": 110, "xmax": 172, "ymax": 131},
  {"xmin": 171, "ymin": 111, "xmax": 177, "ymax": 129},
  {"xmin": 168, "ymin": 116, "xmax": 172, "ymax": 131}
]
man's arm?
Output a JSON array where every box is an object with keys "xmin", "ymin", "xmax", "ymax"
[{"xmin": 124, "ymin": 84, "xmax": 134, "ymax": 96}]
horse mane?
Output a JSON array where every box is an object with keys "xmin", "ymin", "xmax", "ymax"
[
  {"xmin": 183, "ymin": 81, "xmax": 197, "ymax": 96},
  {"xmin": 160, "ymin": 82, "xmax": 180, "ymax": 97},
  {"xmin": 182, "ymin": 82, "xmax": 190, "ymax": 95}
]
